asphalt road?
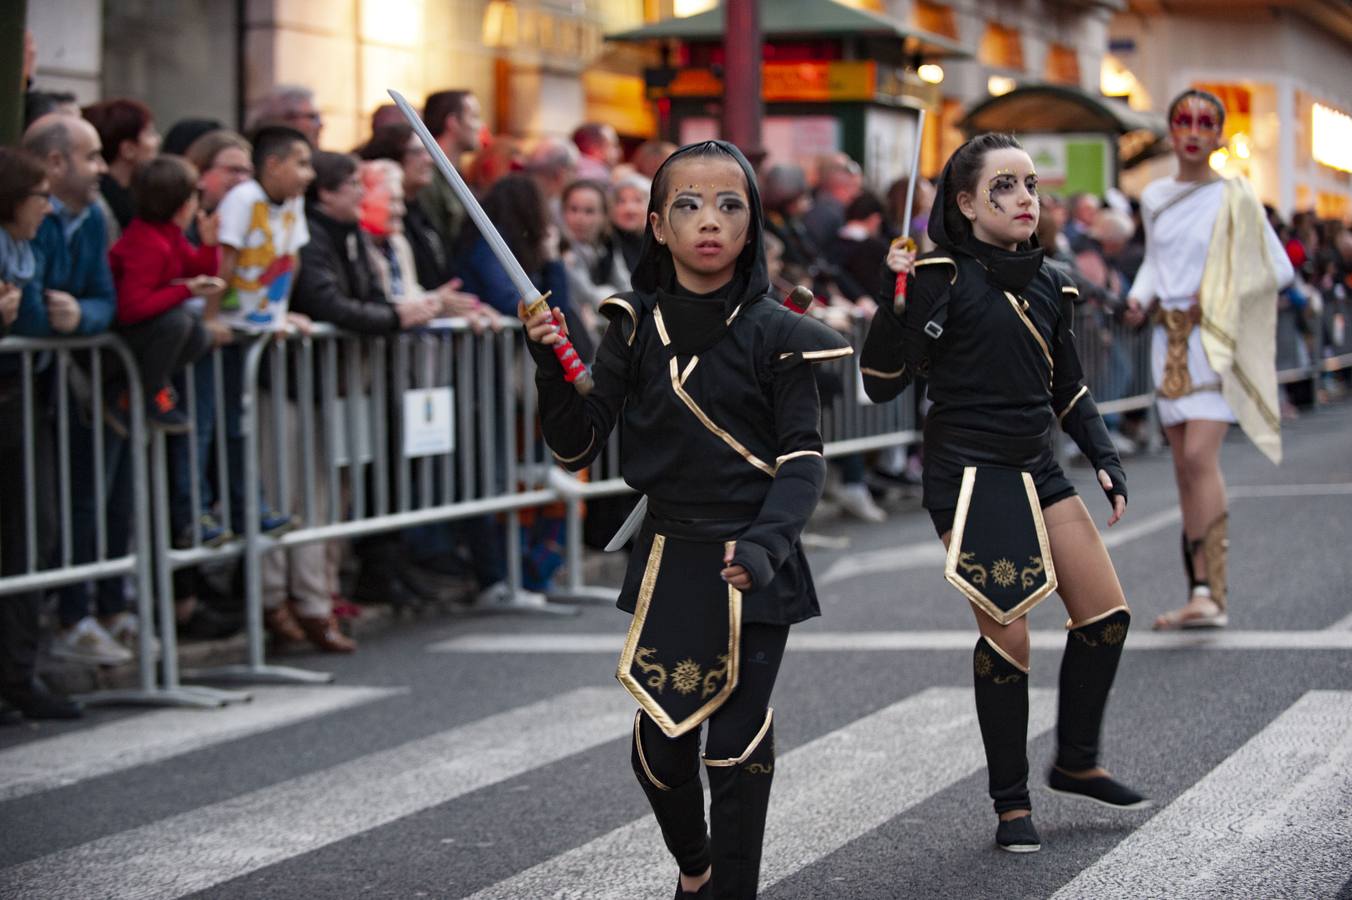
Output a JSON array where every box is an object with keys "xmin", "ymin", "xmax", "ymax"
[{"xmin": 2, "ymin": 402, "xmax": 1350, "ymax": 899}]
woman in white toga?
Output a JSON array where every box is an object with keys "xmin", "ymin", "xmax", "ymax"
[{"xmin": 1125, "ymin": 88, "xmax": 1293, "ymax": 630}]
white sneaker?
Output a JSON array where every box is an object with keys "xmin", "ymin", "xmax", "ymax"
[
  {"xmin": 50, "ymin": 617, "xmax": 133, "ymax": 666},
  {"xmin": 834, "ymin": 483, "xmax": 887, "ymax": 524},
  {"xmin": 473, "ymin": 582, "xmax": 549, "ymax": 610},
  {"xmin": 104, "ymin": 612, "xmax": 161, "ymax": 659}
]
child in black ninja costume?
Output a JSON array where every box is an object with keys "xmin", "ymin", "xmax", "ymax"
[
  {"xmin": 522, "ymin": 140, "xmax": 849, "ymax": 899},
  {"xmin": 862, "ymin": 133, "xmax": 1151, "ymax": 853}
]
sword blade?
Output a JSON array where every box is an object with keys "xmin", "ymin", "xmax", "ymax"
[
  {"xmin": 605, "ymin": 495, "xmax": 648, "ymax": 552},
  {"xmin": 901, "ymin": 107, "xmax": 927, "ymax": 242},
  {"xmin": 387, "ymin": 89, "xmax": 541, "ymax": 305}
]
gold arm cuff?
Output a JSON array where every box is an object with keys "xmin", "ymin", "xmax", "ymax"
[
  {"xmin": 981, "ymin": 635, "xmax": 1030, "ymax": 674},
  {"xmin": 1065, "ymin": 604, "xmax": 1131, "ymax": 631},
  {"xmin": 860, "ymin": 365, "xmax": 906, "ymax": 379},
  {"xmin": 550, "ymin": 432, "xmax": 595, "ymax": 465},
  {"xmin": 1057, "ymin": 385, "xmax": 1090, "ymax": 423},
  {"xmin": 703, "ymin": 708, "xmax": 774, "ymax": 767},
  {"xmin": 774, "ymin": 449, "xmax": 822, "ymax": 472}
]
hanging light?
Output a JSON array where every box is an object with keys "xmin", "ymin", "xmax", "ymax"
[
  {"xmin": 987, "ymin": 76, "xmax": 1016, "ymax": 97},
  {"xmin": 1231, "ymin": 132, "xmax": 1252, "ymax": 160},
  {"xmin": 1209, "ymin": 148, "xmax": 1229, "ymax": 172},
  {"xmin": 917, "ymin": 64, "xmax": 945, "ymax": 85}
]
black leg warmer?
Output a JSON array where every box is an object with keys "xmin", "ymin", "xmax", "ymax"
[
  {"xmin": 632, "ymin": 713, "xmax": 711, "ymax": 877},
  {"xmin": 1055, "ymin": 608, "xmax": 1130, "ymax": 772},
  {"xmin": 973, "ymin": 636, "xmax": 1031, "ymax": 815},
  {"xmin": 705, "ymin": 713, "xmax": 775, "ymax": 900}
]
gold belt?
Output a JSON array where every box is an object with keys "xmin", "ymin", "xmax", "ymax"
[{"xmin": 1153, "ymin": 302, "xmax": 1202, "ymax": 399}]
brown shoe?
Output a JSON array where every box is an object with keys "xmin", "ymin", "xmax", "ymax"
[
  {"xmin": 263, "ymin": 604, "xmax": 306, "ymax": 644},
  {"xmin": 297, "ymin": 615, "xmax": 357, "ymax": 653}
]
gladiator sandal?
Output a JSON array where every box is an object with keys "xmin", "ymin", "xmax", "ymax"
[
  {"xmin": 704, "ymin": 709, "xmax": 775, "ymax": 899},
  {"xmin": 972, "ymin": 636, "xmax": 1039, "ymax": 853},
  {"xmin": 1154, "ymin": 521, "xmax": 1227, "ymax": 630},
  {"xmin": 1200, "ymin": 513, "xmax": 1229, "ymax": 616},
  {"xmin": 630, "ymin": 713, "xmax": 712, "ymax": 883},
  {"xmin": 1047, "ymin": 608, "xmax": 1150, "ymax": 810}
]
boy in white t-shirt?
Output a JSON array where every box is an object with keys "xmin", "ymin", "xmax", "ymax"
[{"xmin": 211, "ymin": 126, "xmax": 314, "ymax": 332}]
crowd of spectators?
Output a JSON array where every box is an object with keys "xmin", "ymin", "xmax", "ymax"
[{"xmin": 4, "ymin": 51, "xmax": 1350, "ymax": 718}]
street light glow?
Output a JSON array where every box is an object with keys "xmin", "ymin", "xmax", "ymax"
[
  {"xmin": 918, "ymin": 64, "xmax": 944, "ymax": 85},
  {"xmin": 987, "ymin": 76, "xmax": 1016, "ymax": 97}
]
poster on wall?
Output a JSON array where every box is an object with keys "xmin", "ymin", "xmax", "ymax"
[
  {"xmin": 864, "ymin": 106, "xmax": 919, "ymax": 196},
  {"xmin": 1020, "ymin": 133, "xmax": 1113, "ymax": 197}
]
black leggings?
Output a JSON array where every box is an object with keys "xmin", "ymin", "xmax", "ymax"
[{"xmin": 638, "ymin": 622, "xmax": 789, "ymax": 785}]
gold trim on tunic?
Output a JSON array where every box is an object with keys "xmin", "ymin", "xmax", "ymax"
[
  {"xmin": 599, "ymin": 296, "xmax": 638, "ymax": 345},
  {"xmin": 1057, "ymin": 385, "xmax": 1089, "ymax": 423},
  {"xmin": 774, "ymin": 449, "xmax": 822, "ymax": 472},
  {"xmin": 616, "ymin": 536, "xmax": 744, "ymax": 738},
  {"xmin": 861, "ymin": 365, "xmax": 906, "ymax": 379},
  {"xmin": 1003, "ymin": 291, "xmax": 1053, "ymax": 374},
  {"xmin": 703, "ymin": 708, "xmax": 774, "ymax": 767},
  {"xmin": 680, "ymin": 356, "xmax": 700, "ymax": 386},
  {"xmin": 777, "ymin": 348, "xmax": 854, "ymax": 362},
  {"xmin": 550, "ymin": 432, "xmax": 596, "ymax": 465},
  {"xmin": 915, "ymin": 257, "xmax": 959, "ymax": 283},
  {"xmin": 1061, "ymin": 285, "xmax": 1080, "ymax": 298},
  {"xmin": 944, "ymin": 467, "xmax": 1059, "ymax": 626}
]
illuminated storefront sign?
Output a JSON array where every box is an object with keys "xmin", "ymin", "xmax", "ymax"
[{"xmin": 1312, "ymin": 102, "xmax": 1352, "ymax": 173}]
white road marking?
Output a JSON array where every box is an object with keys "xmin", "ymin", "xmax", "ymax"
[
  {"xmin": 429, "ymin": 629, "xmax": 1352, "ymax": 654},
  {"xmin": 1051, "ymin": 690, "xmax": 1352, "ymax": 899},
  {"xmin": 0, "ymin": 685, "xmax": 402, "ymax": 802},
  {"xmin": 469, "ymin": 687, "xmax": 1056, "ymax": 900},
  {"xmin": 0, "ymin": 687, "xmax": 635, "ymax": 900},
  {"xmin": 815, "ymin": 482, "xmax": 1351, "ymax": 586}
]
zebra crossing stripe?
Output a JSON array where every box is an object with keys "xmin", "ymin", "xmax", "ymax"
[
  {"xmin": 1051, "ymin": 690, "xmax": 1352, "ymax": 899},
  {"xmin": 0, "ymin": 686, "xmax": 635, "ymax": 900},
  {"xmin": 429, "ymin": 629, "xmax": 1352, "ymax": 653},
  {"xmin": 0, "ymin": 685, "xmax": 402, "ymax": 802},
  {"xmin": 468, "ymin": 687, "xmax": 1056, "ymax": 900}
]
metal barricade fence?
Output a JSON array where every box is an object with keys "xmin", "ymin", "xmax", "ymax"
[
  {"xmin": 0, "ymin": 333, "xmax": 228, "ymax": 707},
  {"xmin": 177, "ymin": 318, "xmax": 571, "ymax": 687}
]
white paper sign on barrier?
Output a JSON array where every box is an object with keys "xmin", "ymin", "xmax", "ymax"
[{"xmin": 402, "ymin": 387, "xmax": 454, "ymax": 458}]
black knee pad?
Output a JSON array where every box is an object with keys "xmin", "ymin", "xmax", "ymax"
[
  {"xmin": 1057, "ymin": 607, "xmax": 1130, "ymax": 772},
  {"xmin": 634, "ymin": 710, "xmax": 701, "ymax": 790},
  {"xmin": 973, "ymin": 636, "xmax": 1031, "ymax": 814}
]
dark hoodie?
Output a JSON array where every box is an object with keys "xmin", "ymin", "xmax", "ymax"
[
  {"xmin": 859, "ymin": 140, "xmax": 1125, "ymax": 509},
  {"xmin": 529, "ymin": 140, "xmax": 850, "ymax": 625}
]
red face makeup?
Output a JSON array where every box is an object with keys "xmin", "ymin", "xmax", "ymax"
[{"xmin": 1170, "ymin": 95, "xmax": 1224, "ymax": 162}]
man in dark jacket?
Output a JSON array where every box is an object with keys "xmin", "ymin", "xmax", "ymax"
[{"xmin": 291, "ymin": 152, "xmax": 439, "ymax": 617}]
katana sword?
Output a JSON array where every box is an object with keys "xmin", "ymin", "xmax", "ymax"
[
  {"xmin": 387, "ymin": 89, "xmax": 593, "ymax": 393},
  {"xmin": 892, "ymin": 106, "xmax": 927, "ymax": 314}
]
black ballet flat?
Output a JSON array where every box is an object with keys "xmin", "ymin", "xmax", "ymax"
[
  {"xmin": 996, "ymin": 815, "xmax": 1042, "ymax": 853},
  {"xmin": 1047, "ymin": 767, "xmax": 1153, "ymax": 810},
  {"xmin": 674, "ymin": 876, "xmax": 711, "ymax": 898}
]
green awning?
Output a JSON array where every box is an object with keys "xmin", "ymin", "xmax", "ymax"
[
  {"xmin": 959, "ymin": 83, "xmax": 1169, "ymax": 167},
  {"xmin": 607, "ymin": 0, "xmax": 969, "ymax": 58}
]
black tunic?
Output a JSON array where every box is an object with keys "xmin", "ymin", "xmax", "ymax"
[
  {"xmin": 530, "ymin": 139, "xmax": 851, "ymax": 625},
  {"xmin": 860, "ymin": 239, "xmax": 1125, "ymax": 534}
]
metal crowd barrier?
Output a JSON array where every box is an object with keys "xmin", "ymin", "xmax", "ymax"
[
  {"xmin": 0, "ymin": 334, "xmax": 228, "ymax": 708},
  {"xmin": 4, "ymin": 293, "xmax": 1349, "ymax": 705}
]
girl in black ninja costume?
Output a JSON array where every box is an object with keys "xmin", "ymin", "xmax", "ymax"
[
  {"xmin": 862, "ymin": 133, "xmax": 1151, "ymax": 853},
  {"xmin": 522, "ymin": 141, "xmax": 849, "ymax": 898}
]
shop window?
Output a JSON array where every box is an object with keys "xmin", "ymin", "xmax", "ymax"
[
  {"xmin": 1044, "ymin": 44, "xmax": 1079, "ymax": 86},
  {"xmin": 978, "ymin": 23, "xmax": 1024, "ymax": 72},
  {"xmin": 913, "ymin": 1, "xmax": 959, "ymax": 40}
]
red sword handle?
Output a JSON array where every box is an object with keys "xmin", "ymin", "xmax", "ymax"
[
  {"xmin": 525, "ymin": 293, "xmax": 594, "ymax": 395},
  {"xmin": 891, "ymin": 236, "xmax": 916, "ymax": 315}
]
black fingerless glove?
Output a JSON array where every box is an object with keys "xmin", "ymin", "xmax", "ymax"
[{"xmin": 1060, "ymin": 392, "xmax": 1127, "ymax": 505}]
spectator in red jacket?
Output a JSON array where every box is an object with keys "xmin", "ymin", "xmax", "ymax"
[{"xmin": 109, "ymin": 154, "xmax": 222, "ymax": 431}]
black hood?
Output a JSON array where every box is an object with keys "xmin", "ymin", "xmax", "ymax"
[
  {"xmin": 630, "ymin": 140, "xmax": 770, "ymax": 313},
  {"xmin": 927, "ymin": 143, "xmax": 1044, "ymax": 293}
]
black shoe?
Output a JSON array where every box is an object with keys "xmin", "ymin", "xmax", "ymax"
[
  {"xmin": 995, "ymin": 814, "xmax": 1041, "ymax": 853},
  {"xmin": 1047, "ymin": 767, "xmax": 1152, "ymax": 810},
  {"xmin": 352, "ymin": 572, "xmax": 426, "ymax": 612},
  {"xmin": 177, "ymin": 604, "xmax": 244, "ymax": 641},
  {"xmin": 1, "ymin": 681, "xmax": 83, "ymax": 720},
  {"xmin": 674, "ymin": 876, "xmax": 711, "ymax": 898}
]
